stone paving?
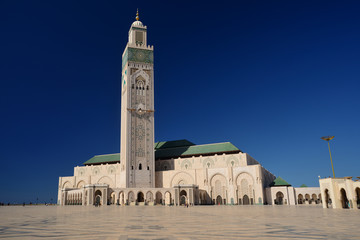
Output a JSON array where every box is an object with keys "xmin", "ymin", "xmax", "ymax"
[{"xmin": 0, "ymin": 205, "xmax": 359, "ymax": 239}]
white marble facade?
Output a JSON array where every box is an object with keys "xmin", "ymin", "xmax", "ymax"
[
  {"xmin": 319, "ymin": 177, "xmax": 360, "ymax": 209},
  {"xmin": 58, "ymin": 150, "xmax": 276, "ymax": 206}
]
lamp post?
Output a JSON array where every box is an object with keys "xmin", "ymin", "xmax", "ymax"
[{"xmin": 321, "ymin": 136, "xmax": 335, "ymax": 178}]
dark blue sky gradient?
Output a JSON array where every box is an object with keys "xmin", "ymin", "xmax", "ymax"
[{"xmin": 1, "ymin": 1, "xmax": 360, "ymax": 203}]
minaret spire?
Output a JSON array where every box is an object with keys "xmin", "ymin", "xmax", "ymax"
[{"xmin": 136, "ymin": 9, "xmax": 139, "ymax": 21}]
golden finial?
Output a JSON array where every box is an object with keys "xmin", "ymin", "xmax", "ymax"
[{"xmin": 136, "ymin": 9, "xmax": 139, "ymax": 21}]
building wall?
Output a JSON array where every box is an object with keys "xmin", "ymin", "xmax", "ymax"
[
  {"xmin": 266, "ymin": 186, "xmax": 321, "ymax": 206},
  {"xmin": 266, "ymin": 186, "xmax": 295, "ymax": 205},
  {"xmin": 294, "ymin": 187, "xmax": 321, "ymax": 204},
  {"xmin": 58, "ymin": 152, "xmax": 277, "ymax": 205},
  {"xmin": 319, "ymin": 177, "xmax": 360, "ymax": 209}
]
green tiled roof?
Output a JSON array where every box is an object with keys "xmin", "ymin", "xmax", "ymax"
[
  {"xmin": 83, "ymin": 141, "xmax": 241, "ymax": 165},
  {"xmin": 270, "ymin": 176, "xmax": 291, "ymax": 187},
  {"xmin": 83, "ymin": 153, "xmax": 120, "ymax": 165},
  {"xmin": 155, "ymin": 142, "xmax": 240, "ymax": 160},
  {"xmin": 300, "ymin": 184, "xmax": 308, "ymax": 187},
  {"xmin": 155, "ymin": 139, "xmax": 195, "ymax": 149}
]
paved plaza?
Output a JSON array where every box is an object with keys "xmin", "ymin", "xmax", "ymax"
[{"xmin": 0, "ymin": 205, "xmax": 359, "ymax": 239}]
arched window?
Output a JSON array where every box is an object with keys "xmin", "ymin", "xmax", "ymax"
[
  {"xmin": 136, "ymin": 80, "xmax": 145, "ymax": 95},
  {"xmin": 139, "ymin": 163, "xmax": 142, "ymax": 170},
  {"xmin": 147, "ymin": 166, "xmax": 149, "ymax": 170},
  {"xmin": 131, "ymin": 166, "xmax": 134, "ymax": 170}
]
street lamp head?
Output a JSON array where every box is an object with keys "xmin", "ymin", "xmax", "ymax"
[{"xmin": 321, "ymin": 136, "xmax": 334, "ymax": 141}]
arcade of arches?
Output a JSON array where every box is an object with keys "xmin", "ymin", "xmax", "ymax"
[{"xmin": 319, "ymin": 177, "xmax": 360, "ymax": 210}]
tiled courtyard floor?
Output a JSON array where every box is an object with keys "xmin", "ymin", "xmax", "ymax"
[{"xmin": 0, "ymin": 205, "xmax": 359, "ymax": 239}]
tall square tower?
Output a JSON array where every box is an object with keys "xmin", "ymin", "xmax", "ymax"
[{"xmin": 120, "ymin": 11, "xmax": 155, "ymax": 188}]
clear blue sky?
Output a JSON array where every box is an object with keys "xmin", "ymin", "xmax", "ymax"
[{"xmin": 1, "ymin": 1, "xmax": 359, "ymax": 203}]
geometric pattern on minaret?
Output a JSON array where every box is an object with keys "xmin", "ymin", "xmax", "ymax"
[{"xmin": 120, "ymin": 10, "xmax": 155, "ymax": 188}]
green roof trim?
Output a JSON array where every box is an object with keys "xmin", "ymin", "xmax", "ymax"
[
  {"xmin": 83, "ymin": 153, "xmax": 120, "ymax": 165},
  {"xmin": 270, "ymin": 176, "xmax": 291, "ymax": 187},
  {"xmin": 300, "ymin": 184, "xmax": 308, "ymax": 188},
  {"xmin": 154, "ymin": 139, "xmax": 195, "ymax": 150},
  {"xmin": 155, "ymin": 142, "xmax": 240, "ymax": 159},
  {"xmin": 83, "ymin": 141, "xmax": 241, "ymax": 165}
]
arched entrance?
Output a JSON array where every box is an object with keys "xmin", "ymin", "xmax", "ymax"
[
  {"xmin": 356, "ymin": 187, "xmax": 360, "ymax": 209},
  {"xmin": 305, "ymin": 194, "xmax": 310, "ymax": 204},
  {"xmin": 128, "ymin": 191, "xmax": 135, "ymax": 204},
  {"xmin": 119, "ymin": 191, "xmax": 124, "ymax": 205},
  {"xmin": 216, "ymin": 195, "xmax": 222, "ymax": 205},
  {"xmin": 94, "ymin": 190, "xmax": 102, "ymax": 206},
  {"xmin": 156, "ymin": 191, "xmax": 162, "ymax": 205},
  {"xmin": 312, "ymin": 194, "xmax": 318, "ymax": 204},
  {"xmin": 340, "ymin": 188, "xmax": 349, "ymax": 209},
  {"xmin": 276, "ymin": 192, "xmax": 284, "ymax": 205},
  {"xmin": 146, "ymin": 191, "xmax": 153, "ymax": 203},
  {"xmin": 165, "ymin": 191, "xmax": 172, "ymax": 205},
  {"xmin": 110, "ymin": 191, "xmax": 115, "ymax": 205},
  {"xmin": 324, "ymin": 189, "xmax": 331, "ymax": 208},
  {"xmin": 243, "ymin": 195, "xmax": 250, "ymax": 205},
  {"xmin": 137, "ymin": 192, "xmax": 144, "ymax": 202},
  {"xmin": 179, "ymin": 190, "xmax": 187, "ymax": 205},
  {"xmin": 298, "ymin": 194, "xmax": 304, "ymax": 204}
]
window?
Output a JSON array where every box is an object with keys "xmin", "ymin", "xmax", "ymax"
[
  {"xmin": 136, "ymin": 80, "xmax": 145, "ymax": 95},
  {"xmin": 131, "ymin": 166, "xmax": 134, "ymax": 170},
  {"xmin": 139, "ymin": 163, "xmax": 142, "ymax": 170},
  {"xmin": 135, "ymin": 31, "xmax": 143, "ymax": 45},
  {"xmin": 147, "ymin": 166, "xmax": 149, "ymax": 170}
]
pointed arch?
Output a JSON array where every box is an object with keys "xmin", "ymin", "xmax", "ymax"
[
  {"xmin": 62, "ymin": 181, "xmax": 72, "ymax": 189},
  {"xmin": 76, "ymin": 180, "xmax": 85, "ymax": 188},
  {"xmin": 131, "ymin": 69, "xmax": 149, "ymax": 85},
  {"xmin": 170, "ymin": 171, "xmax": 194, "ymax": 187},
  {"xmin": 97, "ymin": 176, "xmax": 114, "ymax": 188}
]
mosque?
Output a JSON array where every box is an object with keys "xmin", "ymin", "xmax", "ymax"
[{"xmin": 58, "ymin": 12, "xmax": 322, "ymax": 207}]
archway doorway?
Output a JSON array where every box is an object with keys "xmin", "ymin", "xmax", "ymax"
[
  {"xmin": 137, "ymin": 192, "xmax": 144, "ymax": 202},
  {"xmin": 156, "ymin": 192, "xmax": 162, "ymax": 205},
  {"xmin": 276, "ymin": 192, "xmax": 284, "ymax": 205},
  {"xmin": 340, "ymin": 188, "xmax": 349, "ymax": 209},
  {"xmin": 356, "ymin": 187, "xmax": 360, "ymax": 209},
  {"xmin": 128, "ymin": 191, "xmax": 135, "ymax": 204},
  {"xmin": 165, "ymin": 192, "xmax": 172, "ymax": 205},
  {"xmin": 298, "ymin": 194, "xmax": 304, "ymax": 204},
  {"xmin": 243, "ymin": 195, "xmax": 250, "ymax": 205},
  {"xmin": 94, "ymin": 190, "xmax": 102, "ymax": 206},
  {"xmin": 119, "ymin": 191, "xmax": 124, "ymax": 205},
  {"xmin": 216, "ymin": 195, "xmax": 222, "ymax": 205},
  {"xmin": 179, "ymin": 190, "xmax": 187, "ymax": 205},
  {"xmin": 110, "ymin": 191, "xmax": 115, "ymax": 205},
  {"xmin": 324, "ymin": 189, "xmax": 331, "ymax": 208},
  {"xmin": 146, "ymin": 191, "xmax": 153, "ymax": 203},
  {"xmin": 312, "ymin": 194, "xmax": 318, "ymax": 204}
]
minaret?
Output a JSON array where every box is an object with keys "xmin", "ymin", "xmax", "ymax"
[{"xmin": 120, "ymin": 10, "xmax": 155, "ymax": 188}]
